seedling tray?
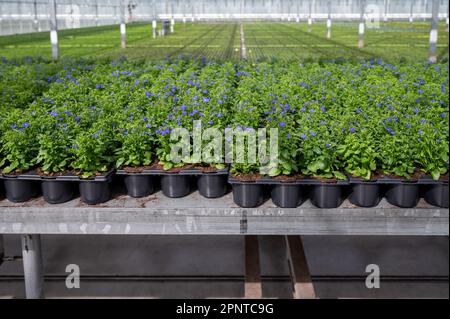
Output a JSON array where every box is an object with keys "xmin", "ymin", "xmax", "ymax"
[
  {"xmin": 349, "ymin": 175, "xmax": 449, "ymax": 185},
  {"xmin": 228, "ymin": 174, "xmax": 349, "ymax": 208},
  {"xmin": 228, "ymin": 174, "xmax": 349, "ymax": 185},
  {"xmin": 116, "ymin": 166, "xmax": 229, "ymax": 176},
  {"xmin": 0, "ymin": 169, "xmax": 114, "ymax": 182},
  {"xmin": 117, "ymin": 166, "xmax": 229, "ymax": 198}
]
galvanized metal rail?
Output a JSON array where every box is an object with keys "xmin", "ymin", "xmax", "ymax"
[
  {"xmin": 0, "ymin": 191, "xmax": 448, "ymax": 299},
  {"xmin": 0, "ymin": 192, "xmax": 448, "ymax": 236}
]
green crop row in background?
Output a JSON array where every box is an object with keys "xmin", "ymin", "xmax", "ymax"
[{"xmin": 0, "ymin": 21, "xmax": 448, "ymax": 62}]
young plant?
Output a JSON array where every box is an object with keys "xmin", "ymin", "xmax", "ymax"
[
  {"xmin": 337, "ymin": 130, "xmax": 378, "ymax": 180},
  {"xmin": 115, "ymin": 120, "xmax": 154, "ymax": 168}
]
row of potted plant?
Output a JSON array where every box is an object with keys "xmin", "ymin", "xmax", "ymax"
[{"xmin": 0, "ymin": 57, "xmax": 448, "ymax": 207}]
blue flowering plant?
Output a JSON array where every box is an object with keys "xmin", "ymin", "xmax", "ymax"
[{"xmin": 0, "ymin": 110, "xmax": 39, "ymax": 174}]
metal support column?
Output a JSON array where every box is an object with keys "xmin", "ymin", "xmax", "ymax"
[
  {"xmin": 383, "ymin": 0, "xmax": 389, "ymax": 22},
  {"xmin": 120, "ymin": 0, "xmax": 126, "ymax": 49},
  {"xmin": 21, "ymin": 234, "xmax": 45, "ymax": 299},
  {"xmin": 170, "ymin": 1, "xmax": 174, "ymax": 33},
  {"xmin": 33, "ymin": 0, "xmax": 39, "ymax": 31},
  {"xmin": 95, "ymin": 1, "xmax": 99, "ymax": 27},
  {"xmin": 244, "ymin": 236, "xmax": 262, "ymax": 299},
  {"xmin": 0, "ymin": 235, "xmax": 4, "ymax": 266},
  {"xmin": 49, "ymin": 0, "xmax": 59, "ymax": 61},
  {"xmin": 308, "ymin": 1, "xmax": 312, "ymax": 32},
  {"xmin": 326, "ymin": 0, "xmax": 331, "ymax": 39},
  {"xmin": 285, "ymin": 236, "xmax": 316, "ymax": 299},
  {"xmin": 428, "ymin": 0, "xmax": 439, "ymax": 63},
  {"xmin": 152, "ymin": 0, "xmax": 157, "ymax": 38},
  {"xmin": 409, "ymin": 0, "xmax": 414, "ymax": 23},
  {"xmin": 358, "ymin": 0, "xmax": 366, "ymax": 48}
]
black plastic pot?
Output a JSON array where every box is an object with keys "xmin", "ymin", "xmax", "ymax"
[
  {"xmin": 271, "ymin": 184, "xmax": 304, "ymax": 208},
  {"xmin": 310, "ymin": 184, "xmax": 344, "ymax": 208},
  {"xmin": 123, "ymin": 175, "xmax": 155, "ymax": 198},
  {"xmin": 349, "ymin": 183, "xmax": 381, "ymax": 207},
  {"xmin": 197, "ymin": 174, "xmax": 228, "ymax": 198},
  {"xmin": 41, "ymin": 180, "xmax": 74, "ymax": 204},
  {"xmin": 3, "ymin": 179, "xmax": 40, "ymax": 203},
  {"xmin": 232, "ymin": 184, "xmax": 265, "ymax": 208},
  {"xmin": 0, "ymin": 180, "xmax": 4, "ymax": 199},
  {"xmin": 79, "ymin": 181, "xmax": 111, "ymax": 205},
  {"xmin": 161, "ymin": 175, "xmax": 191, "ymax": 198},
  {"xmin": 423, "ymin": 184, "xmax": 449, "ymax": 208},
  {"xmin": 385, "ymin": 184, "xmax": 419, "ymax": 208}
]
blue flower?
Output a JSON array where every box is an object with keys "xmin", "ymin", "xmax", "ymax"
[
  {"xmin": 23, "ymin": 122, "xmax": 29, "ymax": 128},
  {"xmin": 146, "ymin": 124, "xmax": 152, "ymax": 128},
  {"xmin": 75, "ymin": 116, "xmax": 81, "ymax": 122},
  {"xmin": 202, "ymin": 97, "xmax": 210, "ymax": 103},
  {"xmin": 325, "ymin": 143, "xmax": 331, "ymax": 148},
  {"xmin": 280, "ymin": 122, "xmax": 286, "ymax": 127},
  {"xmin": 420, "ymin": 119, "xmax": 426, "ymax": 124},
  {"xmin": 321, "ymin": 106, "xmax": 326, "ymax": 112},
  {"xmin": 440, "ymin": 113, "xmax": 446, "ymax": 118},
  {"xmin": 418, "ymin": 129, "xmax": 424, "ymax": 135},
  {"xmin": 50, "ymin": 110, "xmax": 59, "ymax": 117},
  {"xmin": 300, "ymin": 133, "xmax": 307, "ymax": 140},
  {"xmin": 413, "ymin": 107, "xmax": 419, "ymax": 114},
  {"xmin": 349, "ymin": 127, "xmax": 356, "ymax": 133},
  {"xmin": 406, "ymin": 123, "xmax": 411, "ymax": 128},
  {"xmin": 286, "ymin": 133, "xmax": 291, "ymax": 139},
  {"xmin": 310, "ymin": 131, "xmax": 317, "ymax": 137}
]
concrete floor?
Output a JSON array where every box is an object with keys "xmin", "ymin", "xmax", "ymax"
[{"xmin": 0, "ymin": 235, "xmax": 448, "ymax": 298}]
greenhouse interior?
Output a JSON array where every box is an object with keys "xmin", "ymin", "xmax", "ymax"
[{"xmin": 0, "ymin": 0, "xmax": 449, "ymax": 303}]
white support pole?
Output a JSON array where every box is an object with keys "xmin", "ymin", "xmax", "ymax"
[
  {"xmin": 326, "ymin": 0, "xmax": 331, "ymax": 39},
  {"xmin": 308, "ymin": 1, "xmax": 312, "ymax": 32},
  {"xmin": 384, "ymin": 0, "xmax": 389, "ymax": 22},
  {"xmin": 296, "ymin": 0, "xmax": 299, "ymax": 23},
  {"xmin": 22, "ymin": 235, "xmax": 45, "ymax": 299},
  {"xmin": 152, "ymin": 0, "xmax": 157, "ymax": 38},
  {"xmin": 49, "ymin": 0, "xmax": 59, "ymax": 61},
  {"xmin": 95, "ymin": 1, "xmax": 99, "ymax": 27},
  {"xmin": 428, "ymin": 0, "xmax": 439, "ymax": 63},
  {"xmin": 33, "ymin": 0, "xmax": 39, "ymax": 31},
  {"xmin": 170, "ymin": 1, "xmax": 174, "ymax": 33},
  {"xmin": 18, "ymin": 0, "xmax": 23, "ymax": 34},
  {"xmin": 358, "ymin": 0, "xmax": 365, "ymax": 48},
  {"xmin": 120, "ymin": 0, "xmax": 126, "ymax": 49},
  {"xmin": 409, "ymin": 0, "xmax": 414, "ymax": 23}
]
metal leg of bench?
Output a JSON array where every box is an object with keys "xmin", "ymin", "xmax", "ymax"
[
  {"xmin": 245, "ymin": 235, "xmax": 262, "ymax": 299},
  {"xmin": 285, "ymin": 235, "xmax": 316, "ymax": 299},
  {"xmin": 0, "ymin": 235, "xmax": 4, "ymax": 266},
  {"xmin": 21, "ymin": 234, "xmax": 45, "ymax": 299}
]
